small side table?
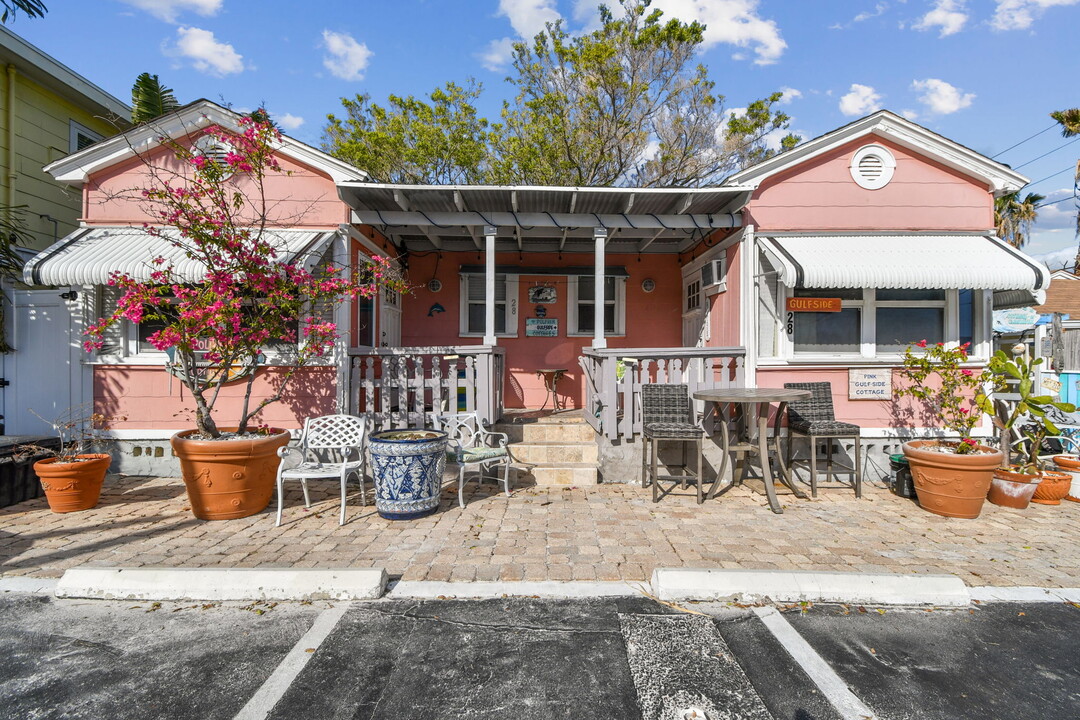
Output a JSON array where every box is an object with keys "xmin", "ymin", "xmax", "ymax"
[{"xmin": 536, "ymin": 368, "xmax": 568, "ymax": 411}]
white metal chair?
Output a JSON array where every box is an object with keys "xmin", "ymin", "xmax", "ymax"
[
  {"xmin": 439, "ymin": 412, "xmax": 512, "ymax": 508},
  {"xmin": 275, "ymin": 414, "xmax": 368, "ymax": 526}
]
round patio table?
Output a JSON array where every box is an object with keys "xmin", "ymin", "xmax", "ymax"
[
  {"xmin": 693, "ymin": 387, "xmax": 812, "ymax": 514},
  {"xmin": 535, "ymin": 368, "xmax": 568, "ymax": 411}
]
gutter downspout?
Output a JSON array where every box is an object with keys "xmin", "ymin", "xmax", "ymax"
[
  {"xmin": 741, "ymin": 224, "xmax": 757, "ymax": 388},
  {"xmin": 4, "ymin": 64, "xmax": 15, "ymax": 229}
]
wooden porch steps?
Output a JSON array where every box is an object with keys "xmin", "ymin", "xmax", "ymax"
[{"xmin": 495, "ymin": 412, "xmax": 599, "ymax": 486}]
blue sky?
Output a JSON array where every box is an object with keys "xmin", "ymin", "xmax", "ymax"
[{"xmin": 9, "ymin": 0, "xmax": 1079, "ymax": 265}]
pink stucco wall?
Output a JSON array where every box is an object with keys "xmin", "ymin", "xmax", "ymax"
[
  {"xmin": 98, "ymin": 365, "xmax": 337, "ymax": 431},
  {"xmin": 708, "ymin": 244, "xmax": 742, "ymax": 347},
  {"xmin": 744, "ymin": 136, "xmax": 993, "ymax": 232},
  {"xmin": 400, "ymin": 251, "xmax": 684, "ymax": 408},
  {"xmin": 82, "ymin": 131, "xmax": 349, "ymax": 228}
]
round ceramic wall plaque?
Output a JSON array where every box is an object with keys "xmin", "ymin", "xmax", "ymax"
[{"xmin": 641, "ymin": 278, "xmax": 656, "ymax": 293}]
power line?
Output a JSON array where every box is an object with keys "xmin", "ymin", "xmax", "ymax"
[
  {"xmin": 1013, "ymin": 136, "xmax": 1080, "ymax": 170},
  {"xmin": 1027, "ymin": 166, "xmax": 1077, "ymax": 187},
  {"xmin": 1035, "ymin": 195, "xmax": 1077, "ymax": 209},
  {"xmin": 992, "ymin": 123, "xmax": 1057, "ymax": 159}
]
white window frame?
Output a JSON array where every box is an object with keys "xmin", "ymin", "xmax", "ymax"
[
  {"xmin": 685, "ymin": 277, "xmax": 702, "ymax": 313},
  {"xmin": 69, "ymin": 120, "xmax": 103, "ymax": 154},
  {"xmin": 458, "ymin": 273, "xmax": 519, "ymax": 338},
  {"xmin": 773, "ymin": 285, "xmax": 988, "ymax": 363},
  {"xmin": 567, "ymin": 275, "xmax": 626, "ymax": 337}
]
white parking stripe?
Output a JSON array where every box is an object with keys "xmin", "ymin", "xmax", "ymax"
[
  {"xmin": 233, "ymin": 602, "xmax": 352, "ymax": 720},
  {"xmin": 753, "ymin": 606, "xmax": 878, "ymax": 720}
]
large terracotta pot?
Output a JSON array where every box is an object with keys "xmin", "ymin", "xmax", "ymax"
[
  {"xmin": 902, "ymin": 440, "xmax": 1002, "ymax": 519},
  {"xmin": 33, "ymin": 454, "xmax": 111, "ymax": 513},
  {"xmin": 171, "ymin": 429, "xmax": 290, "ymax": 520},
  {"xmin": 987, "ymin": 467, "xmax": 1040, "ymax": 509}
]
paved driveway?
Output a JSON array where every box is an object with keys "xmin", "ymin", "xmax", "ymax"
[
  {"xmin": 2, "ymin": 474, "xmax": 1080, "ymax": 587},
  {"xmin": 2, "ymin": 592, "xmax": 1078, "ymax": 720}
]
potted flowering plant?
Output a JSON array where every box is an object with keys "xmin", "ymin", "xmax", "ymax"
[
  {"xmin": 984, "ymin": 350, "xmax": 1075, "ymax": 508},
  {"xmin": 894, "ymin": 340, "xmax": 1001, "ymax": 518},
  {"xmin": 85, "ymin": 110, "xmax": 403, "ymax": 520},
  {"xmin": 29, "ymin": 404, "xmax": 115, "ymax": 513}
]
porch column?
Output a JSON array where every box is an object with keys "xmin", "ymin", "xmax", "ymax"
[
  {"xmin": 484, "ymin": 225, "xmax": 497, "ymax": 346},
  {"xmin": 593, "ymin": 226, "xmax": 607, "ymax": 349}
]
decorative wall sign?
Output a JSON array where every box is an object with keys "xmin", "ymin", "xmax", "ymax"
[
  {"xmin": 641, "ymin": 278, "xmax": 656, "ymax": 293},
  {"xmin": 786, "ymin": 297, "xmax": 842, "ymax": 312},
  {"xmin": 528, "ymin": 285, "xmax": 557, "ymax": 304},
  {"xmin": 427, "ymin": 278, "xmax": 442, "ymax": 293},
  {"xmin": 526, "ymin": 318, "xmax": 559, "ymax": 337},
  {"xmin": 534, "ymin": 305, "xmax": 548, "ymax": 318},
  {"xmin": 849, "ymin": 368, "xmax": 891, "ymax": 400}
]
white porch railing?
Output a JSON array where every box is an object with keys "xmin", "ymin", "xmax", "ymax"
[
  {"xmin": 579, "ymin": 347, "xmax": 746, "ymax": 440},
  {"xmin": 347, "ymin": 346, "xmax": 505, "ymax": 432}
]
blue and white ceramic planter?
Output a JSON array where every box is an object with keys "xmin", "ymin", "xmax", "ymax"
[{"xmin": 369, "ymin": 429, "xmax": 448, "ymax": 520}]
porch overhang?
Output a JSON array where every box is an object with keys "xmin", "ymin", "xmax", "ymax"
[
  {"xmin": 758, "ymin": 233, "xmax": 1050, "ymax": 303},
  {"xmin": 336, "ymin": 183, "xmax": 752, "ymax": 254},
  {"xmin": 23, "ymin": 226, "xmax": 338, "ymax": 286}
]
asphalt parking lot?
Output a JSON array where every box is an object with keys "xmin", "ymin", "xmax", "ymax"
[{"xmin": 1, "ymin": 592, "xmax": 1078, "ymax": 720}]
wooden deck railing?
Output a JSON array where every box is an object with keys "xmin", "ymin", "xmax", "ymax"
[
  {"xmin": 579, "ymin": 347, "xmax": 746, "ymax": 440},
  {"xmin": 347, "ymin": 346, "xmax": 505, "ymax": 432}
]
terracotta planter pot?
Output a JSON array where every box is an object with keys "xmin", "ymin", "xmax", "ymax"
[
  {"xmin": 902, "ymin": 440, "xmax": 1002, "ymax": 519},
  {"xmin": 33, "ymin": 454, "xmax": 111, "ymax": 513},
  {"xmin": 1052, "ymin": 455, "xmax": 1080, "ymax": 503},
  {"xmin": 987, "ymin": 467, "xmax": 1040, "ymax": 509},
  {"xmin": 1032, "ymin": 469, "xmax": 1072, "ymax": 506},
  {"xmin": 171, "ymin": 429, "xmax": 290, "ymax": 520}
]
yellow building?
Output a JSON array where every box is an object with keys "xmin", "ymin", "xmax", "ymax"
[{"xmin": 1, "ymin": 25, "xmax": 130, "ymax": 252}]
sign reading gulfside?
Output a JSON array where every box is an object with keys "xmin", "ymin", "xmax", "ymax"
[{"xmin": 849, "ymin": 368, "xmax": 891, "ymax": 400}]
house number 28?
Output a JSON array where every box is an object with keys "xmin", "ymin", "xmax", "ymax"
[{"xmin": 785, "ymin": 311, "xmax": 794, "ymax": 336}]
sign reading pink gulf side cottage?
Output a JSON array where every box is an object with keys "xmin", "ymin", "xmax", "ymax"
[{"xmin": 24, "ymin": 106, "xmax": 1050, "ymax": 481}]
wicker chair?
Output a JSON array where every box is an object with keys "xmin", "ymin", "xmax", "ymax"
[
  {"xmin": 640, "ymin": 383, "xmax": 707, "ymax": 503},
  {"xmin": 783, "ymin": 382, "xmax": 862, "ymax": 497}
]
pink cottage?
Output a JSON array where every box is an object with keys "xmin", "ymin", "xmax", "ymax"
[{"xmin": 22, "ymin": 103, "xmax": 1048, "ymax": 482}]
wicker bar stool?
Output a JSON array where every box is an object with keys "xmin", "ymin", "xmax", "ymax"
[
  {"xmin": 783, "ymin": 382, "xmax": 862, "ymax": 498},
  {"xmin": 640, "ymin": 383, "xmax": 706, "ymax": 503}
]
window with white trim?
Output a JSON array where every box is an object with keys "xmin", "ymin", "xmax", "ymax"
[
  {"xmin": 566, "ymin": 276, "xmax": 626, "ymax": 336},
  {"xmin": 459, "ymin": 274, "xmax": 518, "ymax": 336},
  {"xmin": 778, "ymin": 286, "xmax": 983, "ymax": 360},
  {"xmin": 685, "ymin": 278, "xmax": 702, "ymax": 312},
  {"xmin": 69, "ymin": 120, "xmax": 103, "ymax": 153}
]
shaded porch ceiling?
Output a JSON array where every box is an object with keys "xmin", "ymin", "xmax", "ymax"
[{"xmin": 336, "ymin": 183, "xmax": 753, "ymax": 254}]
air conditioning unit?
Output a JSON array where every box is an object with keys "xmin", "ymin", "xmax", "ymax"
[{"xmin": 701, "ymin": 257, "xmax": 727, "ymax": 289}]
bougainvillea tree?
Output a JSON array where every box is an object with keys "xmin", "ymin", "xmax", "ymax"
[{"xmin": 85, "ymin": 110, "xmax": 404, "ymax": 438}]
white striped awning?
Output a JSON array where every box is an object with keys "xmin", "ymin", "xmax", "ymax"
[
  {"xmin": 758, "ymin": 234, "xmax": 1050, "ymax": 293},
  {"xmin": 23, "ymin": 226, "xmax": 338, "ymax": 286}
]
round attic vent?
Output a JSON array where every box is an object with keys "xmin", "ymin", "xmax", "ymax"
[
  {"xmin": 192, "ymin": 135, "xmax": 234, "ymax": 178},
  {"xmin": 850, "ymin": 144, "xmax": 896, "ymax": 190}
]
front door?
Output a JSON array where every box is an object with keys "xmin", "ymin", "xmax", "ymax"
[
  {"xmin": 3, "ymin": 289, "xmax": 85, "ymax": 435},
  {"xmin": 380, "ymin": 287, "xmax": 401, "ymax": 347}
]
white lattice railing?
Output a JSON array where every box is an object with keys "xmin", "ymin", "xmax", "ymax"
[
  {"xmin": 347, "ymin": 346, "xmax": 505, "ymax": 432},
  {"xmin": 579, "ymin": 346, "xmax": 746, "ymax": 440}
]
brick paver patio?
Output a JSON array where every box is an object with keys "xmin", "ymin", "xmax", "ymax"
[{"xmin": 3, "ymin": 474, "xmax": 1080, "ymax": 588}]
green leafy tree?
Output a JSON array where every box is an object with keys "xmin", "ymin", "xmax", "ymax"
[
  {"xmin": 1050, "ymin": 108, "xmax": 1080, "ymax": 268},
  {"xmin": 492, "ymin": 0, "xmax": 797, "ymax": 186},
  {"xmin": 322, "ymin": 0, "xmax": 797, "ymax": 188},
  {"xmin": 323, "ymin": 81, "xmax": 492, "ymax": 184},
  {"xmin": 994, "ymin": 190, "xmax": 1044, "ymax": 248},
  {"xmin": 1, "ymin": 0, "xmax": 46, "ymax": 23},
  {"xmin": 131, "ymin": 73, "xmax": 180, "ymax": 124}
]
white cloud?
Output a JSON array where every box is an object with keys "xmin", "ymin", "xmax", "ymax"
[
  {"xmin": 913, "ymin": 0, "xmax": 969, "ymax": 36},
  {"xmin": 854, "ymin": 2, "xmax": 890, "ymax": 22},
  {"xmin": 1034, "ymin": 188, "xmax": 1080, "ymax": 231},
  {"xmin": 1034, "ymin": 245, "xmax": 1076, "ymax": 270},
  {"xmin": 839, "ymin": 84, "xmax": 883, "ymax": 116},
  {"xmin": 650, "ymin": 0, "xmax": 786, "ymax": 64},
  {"xmin": 173, "ymin": 27, "xmax": 245, "ymax": 76},
  {"xmin": 276, "ymin": 113, "xmax": 304, "ymax": 131},
  {"xmin": 912, "ymin": 78, "xmax": 975, "ymax": 114},
  {"xmin": 321, "ymin": 30, "xmax": 373, "ymax": 82},
  {"xmin": 497, "ymin": 0, "xmax": 561, "ymax": 38},
  {"xmin": 118, "ymin": 0, "xmax": 221, "ymax": 23},
  {"xmin": 991, "ymin": 0, "xmax": 1080, "ymax": 30},
  {"xmin": 480, "ymin": 37, "xmax": 516, "ymax": 72},
  {"xmin": 778, "ymin": 87, "xmax": 802, "ymax": 104},
  {"xmin": 901, "ymin": 109, "xmax": 919, "ymax": 120}
]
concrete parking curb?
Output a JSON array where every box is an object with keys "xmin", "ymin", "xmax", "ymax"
[
  {"xmin": 54, "ymin": 567, "xmax": 388, "ymax": 601},
  {"xmin": 387, "ymin": 580, "xmax": 643, "ymax": 599},
  {"xmin": 969, "ymin": 586, "xmax": 1080, "ymax": 603},
  {"xmin": 652, "ymin": 568, "xmax": 971, "ymax": 607},
  {"xmin": 0, "ymin": 577, "xmax": 59, "ymax": 595}
]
